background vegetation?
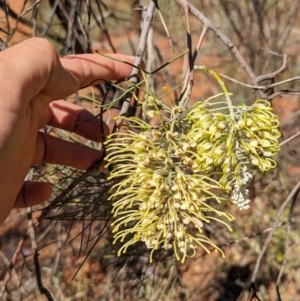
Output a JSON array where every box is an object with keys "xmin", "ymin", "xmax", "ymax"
[{"xmin": 1, "ymin": 1, "xmax": 300, "ymax": 300}]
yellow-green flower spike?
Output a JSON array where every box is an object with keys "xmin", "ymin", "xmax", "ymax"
[
  {"xmin": 188, "ymin": 97, "xmax": 280, "ymax": 210},
  {"xmin": 104, "ymin": 65, "xmax": 281, "ymax": 263},
  {"xmin": 105, "ymin": 116, "xmax": 234, "ymax": 263}
]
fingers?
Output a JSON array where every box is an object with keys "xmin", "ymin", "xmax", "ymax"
[
  {"xmin": 0, "ymin": 37, "xmax": 134, "ymax": 107},
  {"xmin": 33, "ymin": 132, "xmax": 103, "ymax": 169},
  {"xmin": 0, "ymin": 38, "xmax": 79, "ymax": 107},
  {"xmin": 40, "ymin": 100, "xmax": 109, "ymax": 142},
  {"xmin": 43, "ymin": 45, "xmax": 134, "ymax": 100},
  {"xmin": 42, "ymin": 50, "xmax": 135, "ymax": 100},
  {"xmin": 61, "ymin": 52, "xmax": 135, "ymax": 89},
  {"xmin": 14, "ymin": 181, "xmax": 52, "ymax": 208}
]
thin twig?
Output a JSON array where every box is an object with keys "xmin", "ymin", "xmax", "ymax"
[
  {"xmin": 218, "ymin": 73, "xmax": 300, "ymax": 91},
  {"xmin": 41, "ymin": 0, "xmax": 59, "ymax": 37},
  {"xmin": 66, "ymin": 1, "xmax": 77, "ymax": 54},
  {"xmin": 18, "ymin": 0, "xmax": 43, "ymax": 17},
  {"xmin": 235, "ymin": 179, "xmax": 300, "ymax": 301},
  {"xmin": 173, "ymin": 0, "xmax": 257, "ymax": 86},
  {"xmin": 179, "ymin": 1, "xmax": 193, "ymax": 106},
  {"xmin": 181, "ymin": 25, "xmax": 209, "ymax": 107},
  {"xmin": 27, "ymin": 207, "xmax": 54, "ymax": 301},
  {"xmin": 182, "ymin": 1, "xmax": 192, "ymax": 74},
  {"xmin": 193, "ymin": 25, "xmax": 209, "ymax": 63},
  {"xmin": 156, "ymin": 3, "xmax": 173, "ymax": 49},
  {"xmin": 216, "ymin": 71, "xmax": 300, "ymax": 100},
  {"xmin": 0, "ymin": 1, "xmax": 66, "ymax": 45},
  {"xmin": 255, "ymin": 53, "xmax": 288, "ymax": 84},
  {"xmin": 280, "ymin": 130, "xmax": 300, "ymax": 147},
  {"xmin": 0, "ymin": 234, "xmax": 28, "ymax": 298},
  {"xmin": 275, "ymin": 189, "xmax": 297, "ymax": 301},
  {"xmin": 267, "ymin": 90, "xmax": 300, "ymax": 100},
  {"xmin": 2, "ymin": 0, "xmax": 11, "ymax": 41},
  {"xmin": 218, "ymin": 221, "xmax": 287, "ymax": 249},
  {"xmin": 250, "ymin": 179, "xmax": 300, "ymax": 282},
  {"xmin": 117, "ymin": 0, "xmax": 157, "ymax": 125},
  {"xmin": 93, "ymin": 1, "xmax": 116, "ymax": 53},
  {"xmin": 52, "ymin": 221, "xmax": 62, "ymax": 274},
  {"xmin": 144, "ymin": 8, "xmax": 156, "ymax": 102},
  {"xmin": 55, "ymin": 0, "xmax": 88, "ymax": 54},
  {"xmin": 173, "ymin": 0, "xmax": 292, "ymax": 101},
  {"xmin": 38, "ymin": 159, "xmax": 103, "ymax": 223}
]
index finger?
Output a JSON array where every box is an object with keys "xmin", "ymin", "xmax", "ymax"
[
  {"xmin": 0, "ymin": 38, "xmax": 135, "ymax": 105},
  {"xmin": 41, "ymin": 52, "xmax": 135, "ymax": 99},
  {"xmin": 42, "ymin": 49, "xmax": 135, "ymax": 100},
  {"xmin": 61, "ymin": 53, "xmax": 135, "ymax": 89}
]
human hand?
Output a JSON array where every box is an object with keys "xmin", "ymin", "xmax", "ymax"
[{"xmin": 0, "ymin": 38, "xmax": 133, "ymax": 224}]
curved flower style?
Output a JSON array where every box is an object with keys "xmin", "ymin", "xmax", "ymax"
[{"xmin": 105, "ymin": 118, "xmax": 234, "ymax": 263}]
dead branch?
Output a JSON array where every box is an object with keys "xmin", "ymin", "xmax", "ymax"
[
  {"xmin": 255, "ymin": 53, "xmax": 288, "ymax": 84},
  {"xmin": 236, "ymin": 179, "xmax": 300, "ymax": 300},
  {"xmin": 173, "ymin": 0, "xmax": 258, "ymax": 87},
  {"xmin": 275, "ymin": 190, "xmax": 297, "ymax": 301},
  {"xmin": 27, "ymin": 206, "xmax": 54, "ymax": 301},
  {"xmin": 0, "ymin": 234, "xmax": 28, "ymax": 298},
  {"xmin": 0, "ymin": 2, "xmax": 66, "ymax": 45},
  {"xmin": 18, "ymin": 0, "xmax": 43, "ymax": 18},
  {"xmin": 117, "ymin": 0, "xmax": 157, "ymax": 125}
]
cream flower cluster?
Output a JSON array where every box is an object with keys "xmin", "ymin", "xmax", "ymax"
[
  {"xmin": 104, "ymin": 69, "xmax": 280, "ymax": 263},
  {"xmin": 187, "ymin": 99, "xmax": 280, "ymax": 209},
  {"xmin": 105, "ymin": 119, "xmax": 234, "ymax": 263}
]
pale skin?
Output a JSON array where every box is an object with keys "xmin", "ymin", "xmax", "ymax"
[{"xmin": 0, "ymin": 37, "xmax": 134, "ymax": 225}]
